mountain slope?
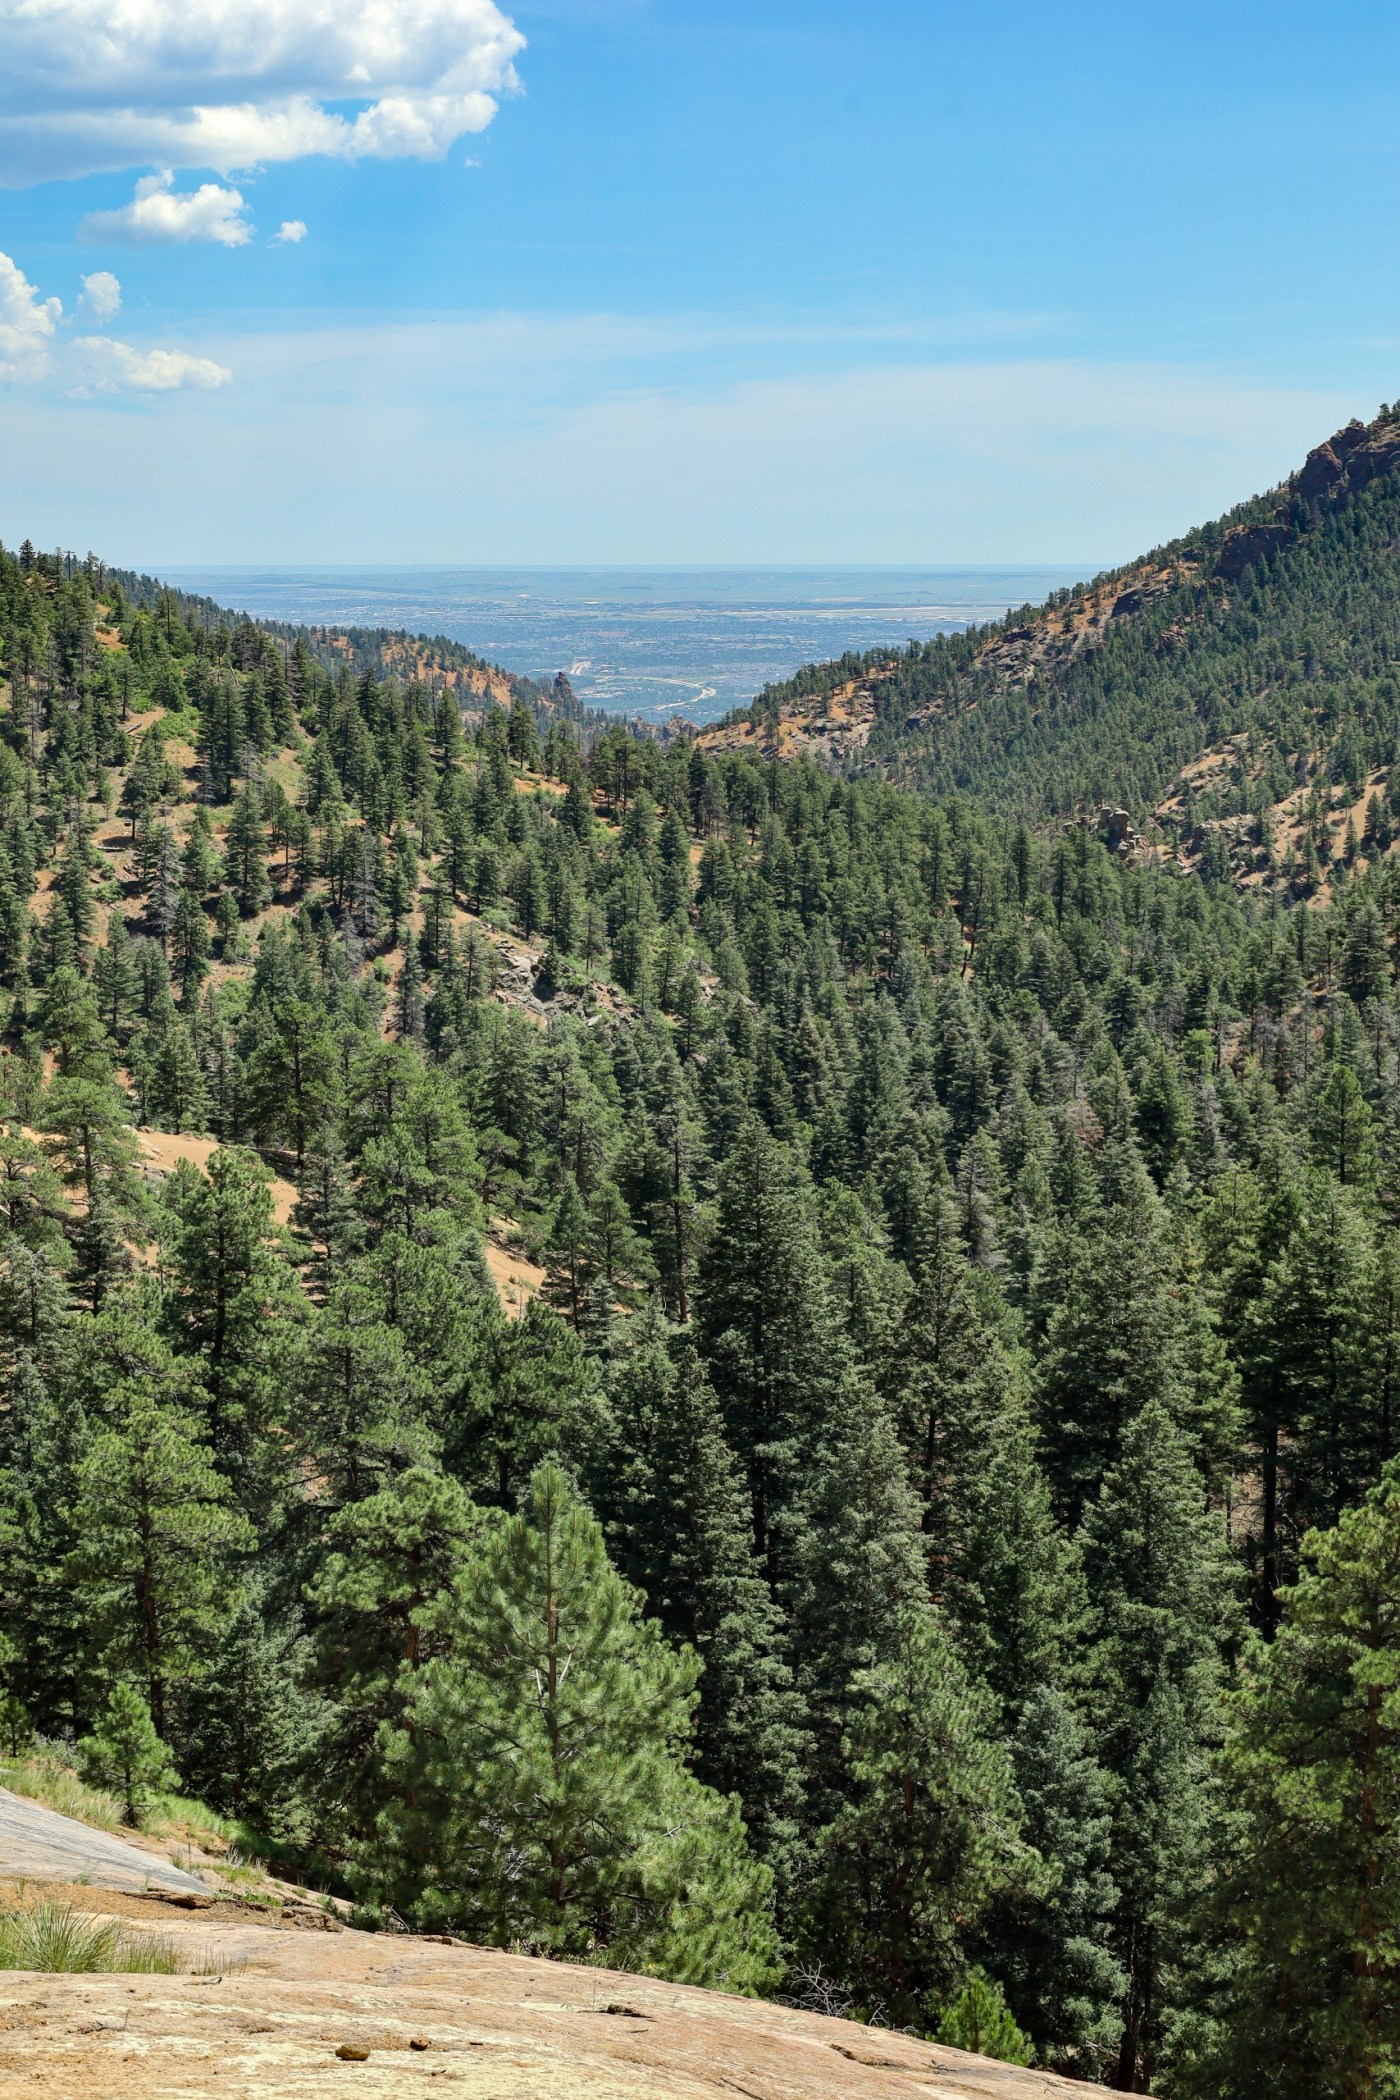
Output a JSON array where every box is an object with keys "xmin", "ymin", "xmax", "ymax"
[
  {"xmin": 64, "ymin": 551, "xmax": 614, "ymax": 743},
  {"xmin": 705, "ymin": 406, "xmax": 1400, "ymax": 840}
]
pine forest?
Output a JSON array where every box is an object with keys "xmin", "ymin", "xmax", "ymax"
[{"xmin": 8, "ymin": 418, "xmax": 1400, "ymax": 2096}]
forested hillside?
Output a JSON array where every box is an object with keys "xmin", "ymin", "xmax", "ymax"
[
  {"xmin": 3, "ymin": 534, "xmax": 1400, "ymax": 2094},
  {"xmin": 104, "ymin": 556, "xmax": 610, "ymax": 741},
  {"xmin": 721, "ymin": 408, "xmax": 1400, "ymax": 859}
]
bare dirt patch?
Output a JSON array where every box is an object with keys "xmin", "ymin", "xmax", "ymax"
[
  {"xmin": 135, "ymin": 1131, "xmax": 297, "ymax": 1227},
  {"xmin": 485, "ymin": 1237, "xmax": 546, "ymax": 1318}
]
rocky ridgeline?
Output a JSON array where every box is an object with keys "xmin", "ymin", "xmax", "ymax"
[{"xmin": 1214, "ymin": 414, "xmax": 1400, "ymax": 578}]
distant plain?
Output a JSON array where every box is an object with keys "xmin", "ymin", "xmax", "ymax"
[{"xmin": 163, "ymin": 566, "xmax": 1090, "ymax": 724}]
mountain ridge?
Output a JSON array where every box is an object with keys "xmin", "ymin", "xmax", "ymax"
[{"xmin": 701, "ymin": 404, "xmax": 1400, "ymax": 860}]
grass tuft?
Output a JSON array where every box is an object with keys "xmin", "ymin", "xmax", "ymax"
[{"xmin": 0, "ymin": 1902, "xmax": 184, "ymax": 1974}]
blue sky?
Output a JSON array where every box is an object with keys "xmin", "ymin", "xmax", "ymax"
[{"xmin": 0, "ymin": 0, "xmax": 1396, "ymax": 564}]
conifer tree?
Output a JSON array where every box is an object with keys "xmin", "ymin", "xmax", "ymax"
[
  {"xmin": 366, "ymin": 1464, "xmax": 777, "ymax": 1986},
  {"xmin": 225, "ymin": 784, "xmax": 272, "ymax": 917},
  {"xmin": 696, "ymin": 1114, "xmax": 852, "ymax": 1589},
  {"xmin": 978, "ymin": 1684, "xmax": 1124, "ymax": 2076},
  {"xmin": 803, "ymin": 1611, "xmax": 1036, "ymax": 2033},
  {"xmin": 68, "ymin": 1380, "xmax": 253, "ymax": 1735},
  {"xmin": 163, "ymin": 1147, "xmax": 298, "ymax": 1497},
  {"xmin": 597, "ymin": 1309, "xmax": 805, "ymax": 1873},
  {"xmin": 181, "ymin": 1586, "xmax": 325, "ymax": 1843},
  {"xmin": 1192, "ymin": 1475, "xmax": 1400, "ymax": 2100},
  {"xmin": 77, "ymin": 1681, "xmax": 176, "ymax": 1827},
  {"xmin": 1078, "ymin": 1400, "xmax": 1237, "ymax": 2091},
  {"xmin": 305, "ymin": 1464, "xmax": 479, "ymax": 1838},
  {"xmin": 936, "ymin": 1972, "xmax": 1035, "ymax": 2065}
]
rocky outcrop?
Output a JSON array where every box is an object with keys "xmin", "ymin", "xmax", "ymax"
[
  {"xmin": 1096, "ymin": 806, "xmax": 1139, "ymax": 856},
  {"xmin": 1294, "ymin": 417, "xmax": 1400, "ymax": 502},
  {"xmin": 1214, "ymin": 522, "xmax": 1291, "ymax": 580},
  {"xmin": 1214, "ymin": 415, "xmax": 1400, "ymax": 580},
  {"xmin": 1, "ymin": 1908, "xmax": 1110, "ymax": 2100}
]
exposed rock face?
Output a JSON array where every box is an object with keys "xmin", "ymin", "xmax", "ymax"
[
  {"xmin": 1214, "ymin": 522, "xmax": 1291, "ymax": 580},
  {"xmin": 697, "ymin": 675, "xmax": 881, "ymax": 763},
  {"xmin": 1215, "ymin": 415, "xmax": 1400, "ymax": 579},
  {"xmin": 1096, "ymin": 806, "xmax": 1138, "ymax": 856},
  {"xmin": 1294, "ymin": 417, "xmax": 1400, "ymax": 502},
  {"xmin": 0, "ymin": 1908, "xmax": 1110, "ymax": 2100}
]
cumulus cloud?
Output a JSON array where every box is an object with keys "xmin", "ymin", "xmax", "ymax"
[
  {"xmin": 81, "ymin": 172, "xmax": 253, "ymax": 247},
  {"xmin": 69, "ymin": 336, "xmax": 233, "ymax": 395},
  {"xmin": 0, "ymin": 252, "xmax": 61, "ymax": 382},
  {"xmin": 76, "ymin": 270, "xmax": 122, "ymax": 322},
  {"xmin": 273, "ymin": 220, "xmax": 308, "ymax": 245},
  {"xmin": 0, "ymin": 248, "xmax": 229, "ymax": 395},
  {"xmin": 0, "ymin": 0, "xmax": 525, "ymax": 185}
]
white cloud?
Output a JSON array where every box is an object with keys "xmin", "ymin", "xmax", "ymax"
[
  {"xmin": 0, "ymin": 252, "xmax": 61, "ymax": 383},
  {"xmin": 0, "ymin": 245, "xmax": 230, "ymax": 395},
  {"xmin": 68, "ymin": 336, "xmax": 233, "ymax": 395},
  {"xmin": 76, "ymin": 270, "xmax": 122, "ymax": 322},
  {"xmin": 81, "ymin": 172, "xmax": 253, "ymax": 247},
  {"xmin": 0, "ymin": 1, "xmax": 526, "ymax": 184},
  {"xmin": 273, "ymin": 220, "xmax": 308, "ymax": 245},
  {"xmin": 0, "ymin": 311, "xmax": 1359, "ymax": 563}
]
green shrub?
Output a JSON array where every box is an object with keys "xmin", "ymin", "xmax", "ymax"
[
  {"xmin": 77, "ymin": 1684, "xmax": 177, "ymax": 1828},
  {"xmin": 936, "ymin": 1972, "xmax": 1034, "ymax": 2065}
]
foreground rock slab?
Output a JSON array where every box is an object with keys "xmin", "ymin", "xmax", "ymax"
[
  {"xmin": 0, "ymin": 1788, "xmax": 209, "ymax": 1899},
  {"xmin": 0, "ymin": 1909, "xmax": 1101, "ymax": 2099}
]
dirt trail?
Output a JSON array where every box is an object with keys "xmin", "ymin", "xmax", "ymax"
[{"xmin": 0, "ymin": 1908, "xmax": 1100, "ymax": 2100}]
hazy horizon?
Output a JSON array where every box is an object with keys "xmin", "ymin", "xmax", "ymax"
[{"xmin": 160, "ymin": 561, "xmax": 1090, "ymax": 722}]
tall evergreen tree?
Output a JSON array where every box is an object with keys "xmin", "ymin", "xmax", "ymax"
[
  {"xmin": 365, "ymin": 1464, "xmax": 778, "ymax": 1988},
  {"xmin": 1078, "ymin": 1400, "xmax": 1237, "ymax": 2092},
  {"xmin": 1190, "ymin": 1475, "xmax": 1400, "ymax": 2100}
]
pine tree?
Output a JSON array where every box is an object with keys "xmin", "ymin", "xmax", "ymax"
[
  {"xmin": 225, "ymin": 784, "xmax": 272, "ymax": 917},
  {"xmin": 77, "ymin": 1681, "xmax": 176, "ymax": 1827},
  {"xmin": 146, "ymin": 1019, "xmax": 208, "ymax": 1133},
  {"xmin": 542, "ymin": 1170, "xmax": 595, "ymax": 1331},
  {"xmin": 305, "ymin": 1464, "xmax": 480, "ymax": 1836},
  {"xmin": 803, "ymin": 1610, "xmax": 1037, "ymax": 2034},
  {"xmin": 1036, "ymin": 1170, "xmax": 1232, "ymax": 1525},
  {"xmin": 163, "ymin": 1146, "xmax": 299, "ymax": 1500},
  {"xmin": 978, "ymin": 1684, "xmax": 1124, "ymax": 2076},
  {"xmin": 791, "ymin": 1385, "xmax": 927, "ymax": 1828},
  {"xmin": 1078, "ymin": 1400, "xmax": 1237, "ymax": 2091},
  {"xmin": 170, "ymin": 884, "xmax": 211, "ymax": 998},
  {"xmin": 936, "ymin": 1972, "xmax": 1035, "ymax": 2065},
  {"xmin": 464, "ymin": 1298, "xmax": 607, "ymax": 1510},
  {"xmin": 68, "ymin": 1382, "xmax": 253, "ymax": 1736},
  {"xmin": 695, "ymin": 1115, "xmax": 852, "ymax": 1591},
  {"xmin": 1192, "ymin": 1475, "xmax": 1400, "ymax": 2100},
  {"xmin": 293, "ymin": 1275, "xmax": 437, "ymax": 1506},
  {"xmin": 181, "ymin": 1587, "xmax": 326, "ymax": 1844},
  {"xmin": 954, "ymin": 1386, "xmax": 1088, "ymax": 1715},
  {"xmin": 597, "ymin": 1309, "xmax": 805, "ymax": 1873},
  {"xmin": 365, "ymin": 1464, "xmax": 777, "ymax": 1986},
  {"xmin": 1310, "ymin": 1062, "xmax": 1381, "ymax": 1191}
]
